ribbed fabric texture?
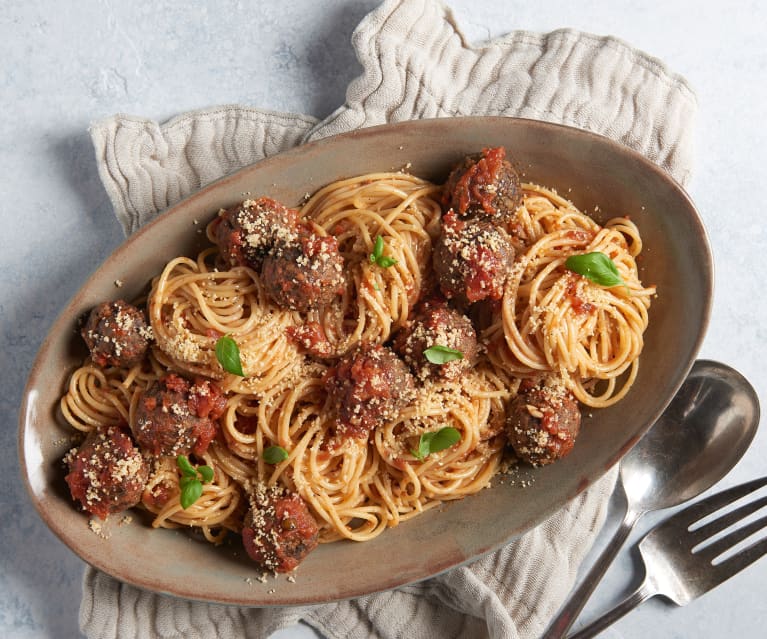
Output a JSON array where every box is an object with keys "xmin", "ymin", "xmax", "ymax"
[
  {"xmin": 92, "ymin": 110, "xmax": 319, "ymax": 234},
  {"xmin": 307, "ymin": 2, "xmax": 695, "ymax": 184},
  {"xmin": 83, "ymin": 1, "xmax": 697, "ymax": 637}
]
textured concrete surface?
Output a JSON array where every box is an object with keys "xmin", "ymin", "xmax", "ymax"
[{"xmin": 2, "ymin": 1, "xmax": 766, "ymax": 638}]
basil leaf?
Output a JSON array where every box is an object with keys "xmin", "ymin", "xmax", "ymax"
[
  {"xmin": 424, "ymin": 345, "xmax": 464, "ymax": 365},
  {"xmin": 263, "ymin": 445, "xmax": 289, "ymax": 464},
  {"xmin": 180, "ymin": 478, "xmax": 203, "ymax": 509},
  {"xmin": 197, "ymin": 465, "xmax": 214, "ymax": 483},
  {"xmin": 428, "ymin": 427, "xmax": 461, "ymax": 453},
  {"xmin": 369, "ymin": 236, "xmax": 397, "ymax": 268},
  {"xmin": 565, "ymin": 252, "xmax": 625, "ymax": 288},
  {"xmin": 176, "ymin": 454, "xmax": 197, "ymax": 478},
  {"xmin": 372, "ymin": 235, "xmax": 384, "ymax": 261},
  {"xmin": 215, "ymin": 335, "xmax": 245, "ymax": 376},
  {"xmin": 377, "ymin": 256, "xmax": 398, "ymax": 268},
  {"xmin": 411, "ymin": 438, "xmax": 428, "ymax": 461},
  {"xmin": 412, "ymin": 427, "xmax": 461, "ymax": 461}
]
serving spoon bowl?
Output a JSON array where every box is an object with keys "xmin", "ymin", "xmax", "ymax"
[{"xmin": 544, "ymin": 359, "xmax": 760, "ymax": 638}]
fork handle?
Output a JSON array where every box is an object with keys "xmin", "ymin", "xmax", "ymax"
[
  {"xmin": 566, "ymin": 581, "xmax": 656, "ymax": 639},
  {"xmin": 542, "ymin": 507, "xmax": 642, "ymax": 638}
]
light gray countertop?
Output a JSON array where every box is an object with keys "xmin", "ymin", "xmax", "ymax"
[{"xmin": 2, "ymin": 1, "xmax": 765, "ymax": 637}]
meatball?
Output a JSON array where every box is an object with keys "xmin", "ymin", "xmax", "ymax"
[
  {"xmin": 261, "ymin": 229, "xmax": 345, "ymax": 312},
  {"xmin": 213, "ymin": 197, "xmax": 300, "ymax": 270},
  {"xmin": 64, "ymin": 425, "xmax": 148, "ymax": 519},
  {"xmin": 241, "ymin": 482, "xmax": 319, "ymax": 573},
  {"xmin": 325, "ymin": 344, "xmax": 415, "ymax": 438},
  {"xmin": 287, "ymin": 320, "xmax": 334, "ymax": 358},
  {"xmin": 81, "ymin": 300, "xmax": 151, "ymax": 368},
  {"xmin": 132, "ymin": 374, "xmax": 224, "ymax": 457},
  {"xmin": 433, "ymin": 210, "xmax": 515, "ymax": 305},
  {"xmin": 506, "ymin": 381, "xmax": 581, "ymax": 466},
  {"xmin": 443, "ymin": 146, "xmax": 522, "ymax": 224},
  {"xmin": 394, "ymin": 300, "xmax": 478, "ymax": 381}
]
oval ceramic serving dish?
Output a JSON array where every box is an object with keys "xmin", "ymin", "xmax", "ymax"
[{"xmin": 19, "ymin": 117, "xmax": 712, "ymax": 605}]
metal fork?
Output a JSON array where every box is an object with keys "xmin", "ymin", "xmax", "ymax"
[{"xmin": 568, "ymin": 476, "xmax": 767, "ymax": 639}]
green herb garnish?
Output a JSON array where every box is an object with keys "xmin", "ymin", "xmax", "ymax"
[
  {"xmin": 369, "ymin": 235, "xmax": 398, "ymax": 268},
  {"xmin": 411, "ymin": 427, "xmax": 461, "ymax": 461},
  {"xmin": 423, "ymin": 345, "xmax": 464, "ymax": 365},
  {"xmin": 263, "ymin": 445, "xmax": 289, "ymax": 464},
  {"xmin": 215, "ymin": 334, "xmax": 244, "ymax": 376},
  {"xmin": 179, "ymin": 475, "xmax": 203, "ymax": 508},
  {"xmin": 176, "ymin": 455, "xmax": 214, "ymax": 509},
  {"xmin": 565, "ymin": 252, "xmax": 625, "ymax": 288}
]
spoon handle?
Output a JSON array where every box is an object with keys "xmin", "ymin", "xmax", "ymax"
[{"xmin": 541, "ymin": 505, "xmax": 642, "ymax": 638}]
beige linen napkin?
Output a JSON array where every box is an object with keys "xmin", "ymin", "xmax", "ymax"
[{"xmin": 83, "ymin": 1, "xmax": 697, "ymax": 637}]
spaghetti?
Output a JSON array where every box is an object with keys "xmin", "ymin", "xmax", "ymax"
[
  {"xmin": 59, "ymin": 155, "xmax": 655, "ymax": 569},
  {"xmin": 299, "ymin": 172, "xmax": 442, "ymax": 355},
  {"xmin": 485, "ymin": 184, "xmax": 655, "ymax": 407}
]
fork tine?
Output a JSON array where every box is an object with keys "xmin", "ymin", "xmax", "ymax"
[
  {"xmin": 694, "ymin": 512, "xmax": 767, "ymax": 563},
  {"xmin": 670, "ymin": 476, "xmax": 767, "ymax": 527},
  {"xmin": 711, "ymin": 534, "xmax": 767, "ymax": 583},
  {"xmin": 688, "ymin": 494, "xmax": 767, "ymax": 546}
]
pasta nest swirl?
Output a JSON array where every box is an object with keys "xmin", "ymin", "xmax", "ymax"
[
  {"xmin": 300, "ymin": 172, "xmax": 442, "ymax": 356},
  {"xmin": 485, "ymin": 185, "xmax": 656, "ymax": 407},
  {"xmin": 148, "ymin": 249, "xmax": 302, "ymax": 395}
]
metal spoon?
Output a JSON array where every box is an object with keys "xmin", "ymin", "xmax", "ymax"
[{"xmin": 542, "ymin": 360, "xmax": 760, "ymax": 638}]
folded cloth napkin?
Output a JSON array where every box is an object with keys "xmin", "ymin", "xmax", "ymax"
[{"xmin": 83, "ymin": 1, "xmax": 697, "ymax": 637}]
